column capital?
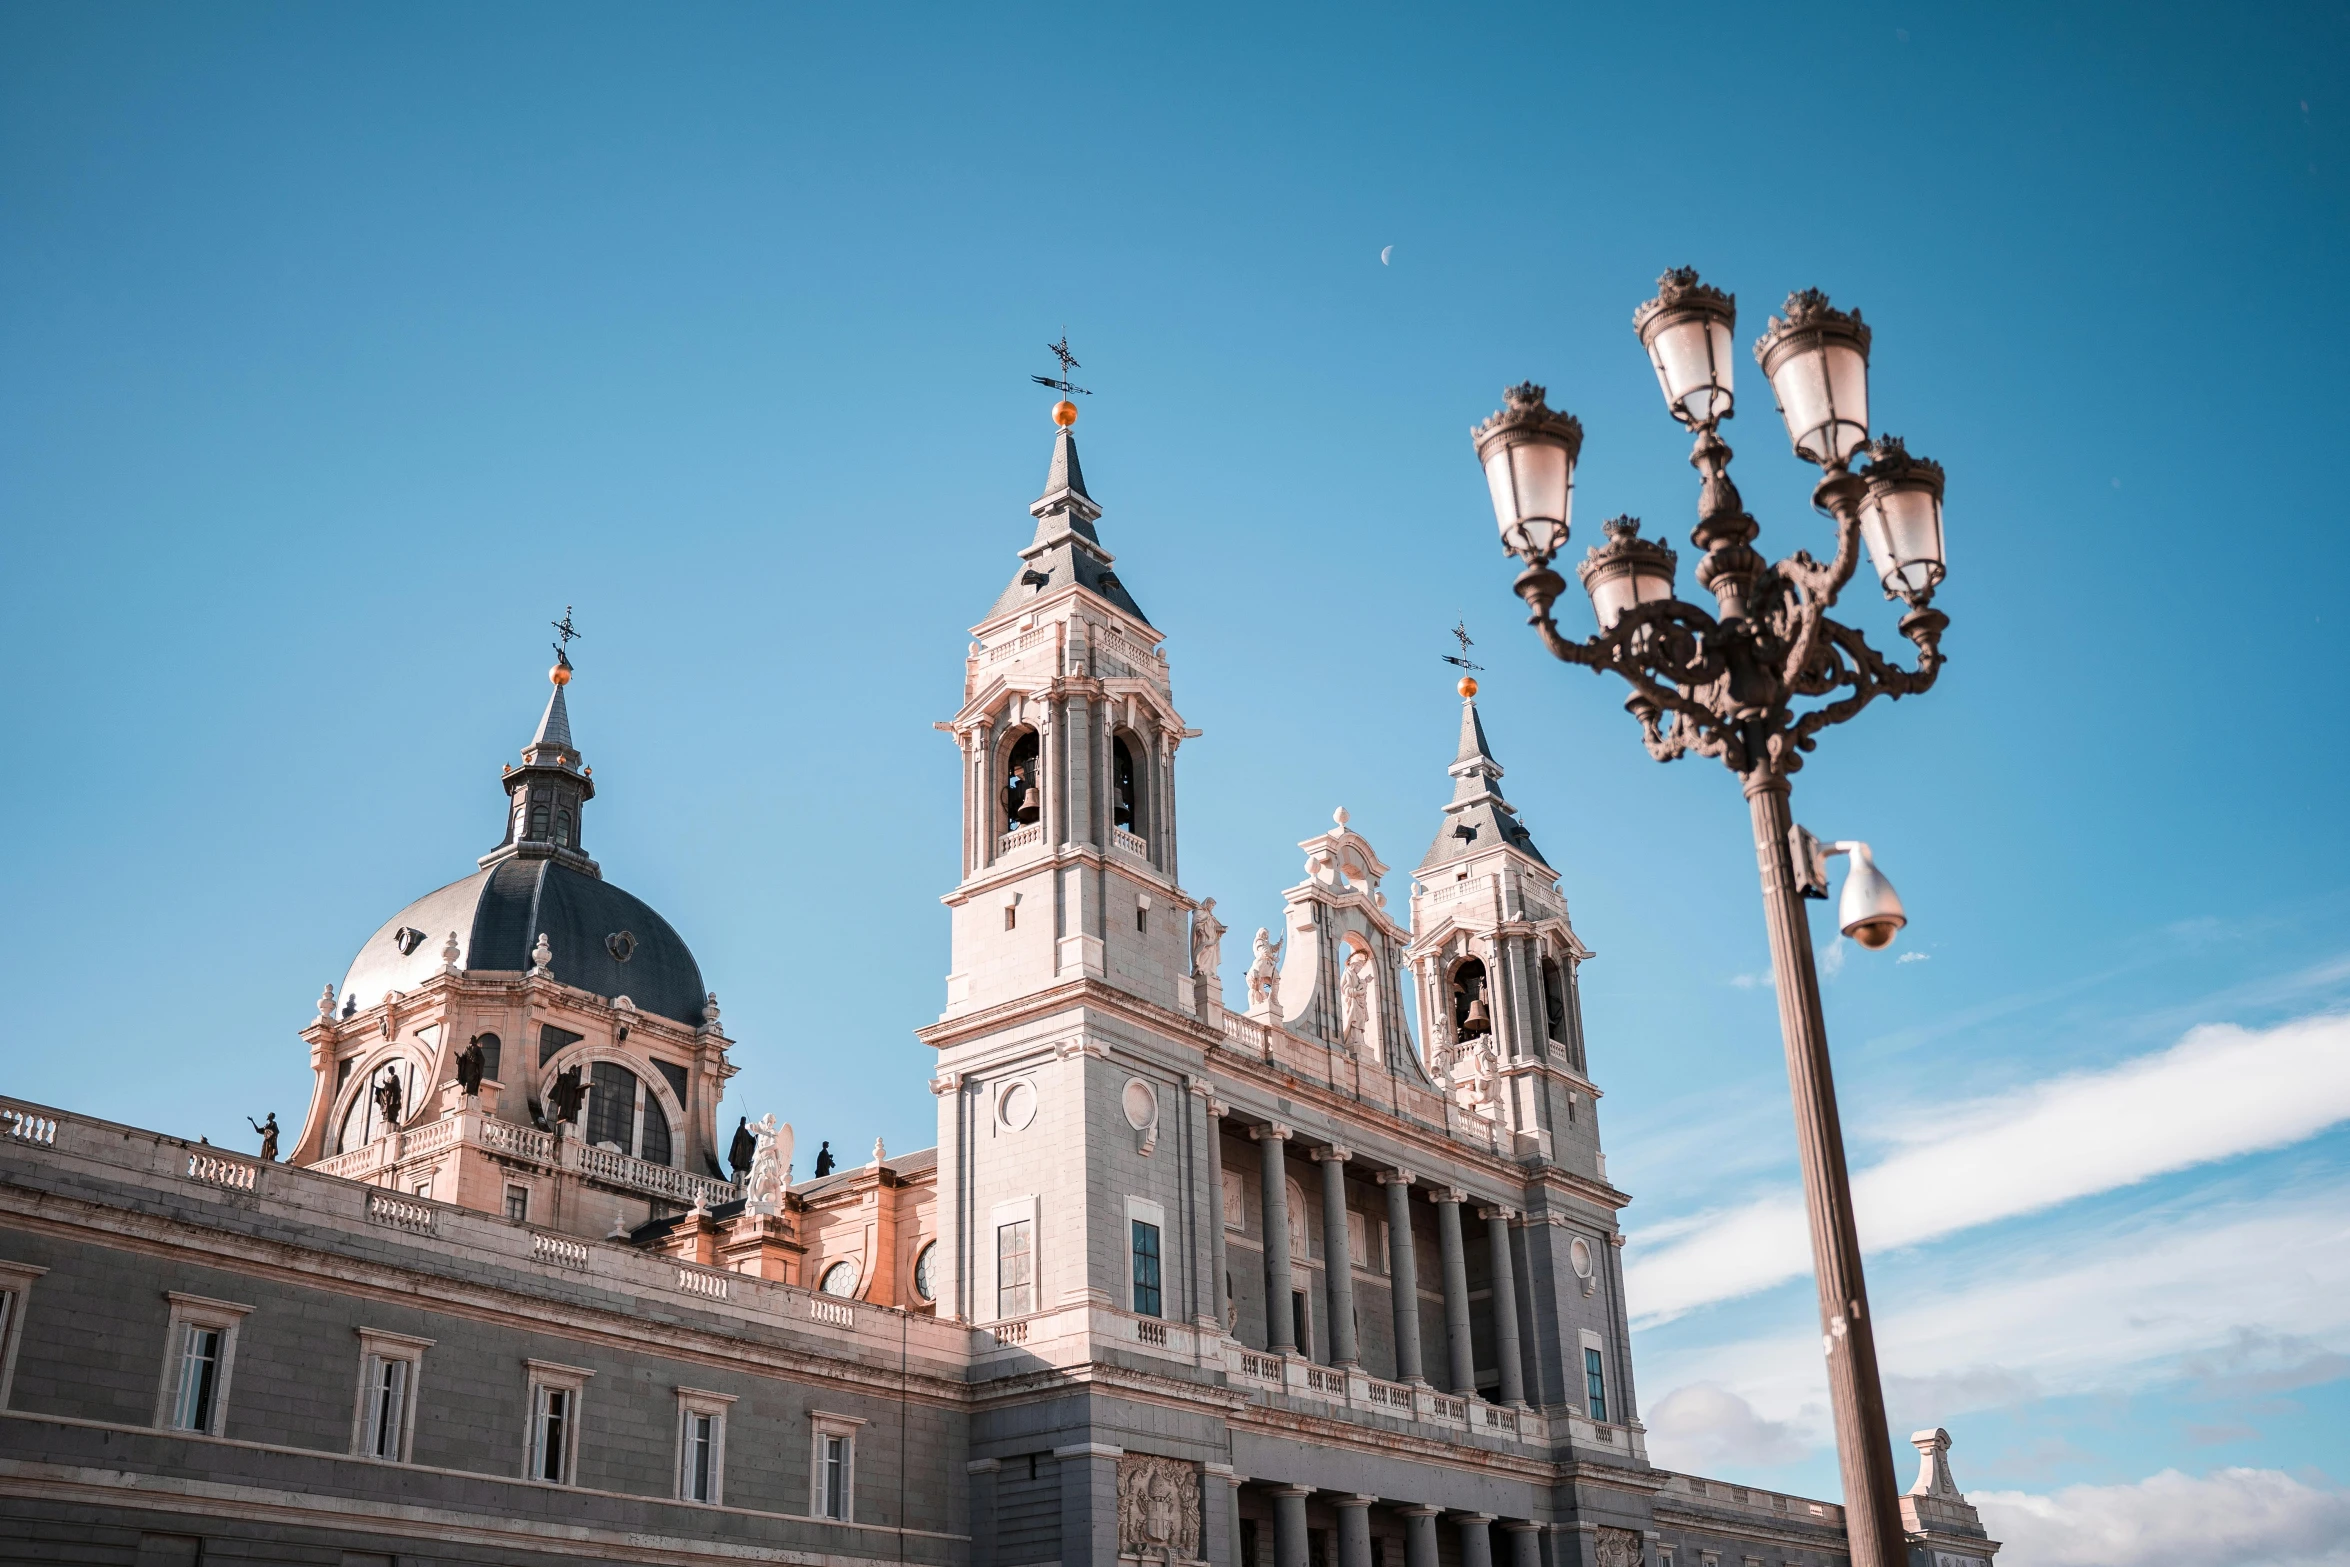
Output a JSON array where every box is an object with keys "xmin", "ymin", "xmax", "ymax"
[
  {"xmin": 1432, "ymin": 1185, "xmax": 1469, "ymax": 1205},
  {"xmin": 1269, "ymin": 1483, "xmax": 1316, "ymax": 1499},
  {"xmin": 1452, "ymin": 1513, "xmax": 1497, "ymax": 1525},
  {"xmin": 1335, "ymin": 1493, "xmax": 1378, "ymax": 1508},
  {"xmin": 1252, "ymin": 1122, "xmax": 1294, "ymax": 1143},
  {"xmin": 1311, "ymin": 1144, "xmax": 1353, "ymax": 1164},
  {"xmin": 930, "ymin": 1072, "xmax": 964, "ymax": 1097},
  {"xmin": 1377, "ymin": 1167, "xmax": 1418, "ymax": 1187},
  {"xmin": 1609, "ymin": 1231, "xmax": 1627, "ymax": 1247},
  {"xmin": 1204, "ymin": 1461, "xmax": 1239, "ymax": 1480},
  {"xmin": 1477, "ymin": 1204, "xmax": 1520, "ymax": 1223},
  {"xmin": 965, "ymin": 1457, "xmax": 1002, "ymax": 1473},
  {"xmin": 1396, "ymin": 1505, "xmax": 1443, "ymax": 1519},
  {"xmin": 1052, "ymin": 1441, "xmax": 1125, "ymax": 1459},
  {"xmin": 1498, "ymin": 1521, "xmax": 1543, "ymax": 1535}
]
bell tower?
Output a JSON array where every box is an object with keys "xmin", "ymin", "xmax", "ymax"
[
  {"xmin": 1404, "ymin": 677, "xmax": 1595, "ymax": 1165},
  {"xmin": 937, "ymin": 403, "xmax": 1200, "ymax": 1020}
]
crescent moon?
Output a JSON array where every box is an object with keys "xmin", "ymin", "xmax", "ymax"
[{"xmin": 1380, "ymin": 245, "xmax": 1393, "ymax": 265}]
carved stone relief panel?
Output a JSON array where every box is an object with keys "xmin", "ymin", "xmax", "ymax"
[
  {"xmin": 1592, "ymin": 1528, "xmax": 1642, "ymax": 1567},
  {"xmin": 1116, "ymin": 1454, "xmax": 1201, "ymax": 1563}
]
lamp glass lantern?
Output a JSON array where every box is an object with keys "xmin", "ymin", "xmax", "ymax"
[
  {"xmin": 1576, "ymin": 517, "xmax": 1679, "ymax": 630},
  {"xmin": 1755, "ymin": 290, "xmax": 1872, "ymax": 469},
  {"xmin": 1633, "ymin": 269, "xmax": 1737, "ymax": 428},
  {"xmin": 1857, "ymin": 437, "xmax": 1946, "ymax": 602},
  {"xmin": 1473, "ymin": 383, "xmax": 1584, "ymax": 565}
]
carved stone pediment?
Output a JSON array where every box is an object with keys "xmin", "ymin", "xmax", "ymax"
[{"xmin": 1116, "ymin": 1454, "xmax": 1201, "ymax": 1563}]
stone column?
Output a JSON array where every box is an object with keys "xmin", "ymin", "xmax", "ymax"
[
  {"xmin": 1315, "ymin": 1145, "xmax": 1358, "ymax": 1366},
  {"xmin": 965, "ymin": 1457, "xmax": 1000, "ymax": 1567},
  {"xmin": 1201, "ymin": 1093, "xmax": 1231, "ymax": 1332},
  {"xmin": 1501, "ymin": 1522, "xmax": 1542, "ymax": 1567},
  {"xmin": 1456, "ymin": 1514, "xmax": 1495, "ymax": 1567},
  {"xmin": 1055, "ymin": 1442, "xmax": 1123, "ymax": 1567},
  {"xmin": 1205, "ymin": 1463, "xmax": 1242, "ymax": 1567},
  {"xmin": 1272, "ymin": 1485, "xmax": 1313, "ymax": 1567},
  {"xmin": 1255, "ymin": 1125, "xmax": 1296, "ymax": 1353},
  {"xmin": 1335, "ymin": 1495, "xmax": 1375, "ymax": 1567},
  {"xmin": 1399, "ymin": 1507, "xmax": 1441, "ymax": 1567},
  {"xmin": 1480, "ymin": 1206, "xmax": 1525, "ymax": 1406},
  {"xmin": 1434, "ymin": 1188, "xmax": 1475, "ymax": 1394},
  {"xmin": 1380, "ymin": 1169, "xmax": 1425, "ymax": 1383}
]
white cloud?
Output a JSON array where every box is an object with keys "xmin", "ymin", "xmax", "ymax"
[
  {"xmin": 1974, "ymin": 1468, "xmax": 2350, "ymax": 1567},
  {"xmin": 1636, "ymin": 1183, "xmax": 2350, "ymax": 1441},
  {"xmin": 1820, "ymin": 938, "xmax": 1848, "ymax": 980},
  {"xmin": 1626, "ymin": 1011, "xmax": 2350, "ymax": 1324},
  {"xmin": 1643, "ymin": 1382, "xmax": 1814, "ymax": 1471},
  {"xmin": 1897, "ymin": 950, "xmax": 1930, "ymax": 964}
]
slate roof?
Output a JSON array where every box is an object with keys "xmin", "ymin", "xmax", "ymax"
[
  {"xmin": 987, "ymin": 427, "xmax": 1151, "ymax": 626},
  {"xmin": 1418, "ymin": 692, "xmax": 1550, "ymax": 874}
]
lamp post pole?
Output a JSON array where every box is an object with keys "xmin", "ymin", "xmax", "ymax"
[{"xmin": 1468, "ymin": 270, "xmax": 1951, "ymax": 1567}]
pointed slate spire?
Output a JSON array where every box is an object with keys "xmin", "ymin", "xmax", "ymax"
[
  {"xmin": 1420, "ymin": 677, "xmax": 1548, "ymax": 872},
  {"xmin": 988, "ymin": 410, "xmax": 1150, "ymax": 626},
  {"xmin": 524, "ymin": 679, "xmax": 578, "ymax": 766}
]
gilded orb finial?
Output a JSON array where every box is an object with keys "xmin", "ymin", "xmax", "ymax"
[
  {"xmin": 1053, "ymin": 398, "xmax": 1079, "ymax": 428},
  {"xmin": 1458, "ymin": 675, "xmax": 1479, "ymax": 698},
  {"xmin": 550, "ymin": 656, "xmax": 572, "ymax": 687}
]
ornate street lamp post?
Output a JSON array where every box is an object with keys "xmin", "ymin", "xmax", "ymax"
[{"xmin": 1470, "ymin": 268, "xmax": 1949, "ymax": 1567}]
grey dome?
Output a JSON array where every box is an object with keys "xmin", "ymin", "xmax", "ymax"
[{"xmin": 340, "ymin": 857, "xmax": 707, "ymax": 1028}]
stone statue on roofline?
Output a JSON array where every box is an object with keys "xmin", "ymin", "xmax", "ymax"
[
  {"xmin": 1245, "ymin": 928, "xmax": 1281, "ymax": 1010},
  {"xmin": 246, "ymin": 1113, "xmax": 279, "ymax": 1162},
  {"xmin": 727, "ymin": 1115, "xmax": 757, "ymax": 1183},
  {"xmin": 743, "ymin": 1115, "xmax": 791, "ymax": 1215}
]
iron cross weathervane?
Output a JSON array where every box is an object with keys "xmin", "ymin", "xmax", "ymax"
[
  {"xmin": 1440, "ymin": 619, "xmax": 1485, "ymax": 673},
  {"xmin": 551, "ymin": 606, "xmax": 581, "ymax": 663},
  {"xmin": 1031, "ymin": 334, "xmax": 1093, "ymax": 398}
]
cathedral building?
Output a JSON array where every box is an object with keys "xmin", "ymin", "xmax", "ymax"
[{"xmin": 0, "ymin": 409, "xmax": 1999, "ymax": 1567}]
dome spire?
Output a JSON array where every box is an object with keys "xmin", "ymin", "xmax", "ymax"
[
  {"xmin": 989, "ymin": 341, "xmax": 1151, "ymax": 625},
  {"xmin": 481, "ymin": 617, "xmax": 599, "ymax": 876}
]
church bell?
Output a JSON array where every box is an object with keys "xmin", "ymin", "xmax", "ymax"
[{"xmin": 1459, "ymin": 993, "xmax": 1492, "ymax": 1039}]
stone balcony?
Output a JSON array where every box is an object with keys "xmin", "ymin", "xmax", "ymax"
[{"xmin": 309, "ymin": 1106, "xmax": 739, "ymax": 1210}]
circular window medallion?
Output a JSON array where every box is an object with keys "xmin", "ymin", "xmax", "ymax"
[
  {"xmin": 819, "ymin": 1260, "xmax": 860, "ymax": 1297},
  {"xmin": 606, "ymin": 931, "xmax": 638, "ymax": 963},
  {"xmin": 1569, "ymin": 1236, "xmax": 1595, "ymax": 1280},
  {"xmin": 913, "ymin": 1241, "xmax": 938, "ymax": 1302},
  {"xmin": 1121, "ymin": 1077, "xmax": 1158, "ymax": 1131},
  {"xmin": 997, "ymin": 1080, "xmax": 1037, "ymax": 1131}
]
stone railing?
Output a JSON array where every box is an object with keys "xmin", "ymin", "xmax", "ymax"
[
  {"xmin": 1111, "ymin": 827, "xmax": 1148, "ymax": 859},
  {"xmin": 187, "ymin": 1151, "xmax": 259, "ymax": 1192},
  {"xmin": 1, "ymin": 1107, "xmax": 57, "ymax": 1146},
  {"xmin": 479, "ymin": 1118, "xmax": 553, "ymax": 1161},
  {"xmin": 997, "ymin": 823, "xmax": 1042, "ymax": 855},
  {"xmin": 1659, "ymin": 1473, "xmax": 1840, "ymax": 1525},
  {"xmin": 571, "ymin": 1140, "xmax": 736, "ymax": 1208},
  {"xmin": 531, "ymin": 1232, "xmax": 591, "ymax": 1270},
  {"xmin": 1215, "ymin": 1014, "xmax": 1463, "ymax": 1146},
  {"xmin": 366, "ymin": 1190, "xmax": 434, "ymax": 1234},
  {"xmin": 984, "ymin": 625, "xmax": 1056, "ymax": 665}
]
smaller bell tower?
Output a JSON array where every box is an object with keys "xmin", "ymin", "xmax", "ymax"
[
  {"xmin": 937, "ymin": 402, "xmax": 1201, "ymax": 1021},
  {"xmin": 1404, "ymin": 677, "xmax": 1595, "ymax": 1164}
]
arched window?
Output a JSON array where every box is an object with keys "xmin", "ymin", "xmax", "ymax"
[
  {"xmin": 529, "ymin": 804, "xmax": 550, "ymax": 838},
  {"xmin": 584, "ymin": 1062, "xmax": 673, "ymax": 1166},
  {"xmin": 1450, "ymin": 958, "xmax": 1492, "ymax": 1041},
  {"xmin": 1111, "ymin": 734, "xmax": 1142, "ymax": 834},
  {"xmin": 335, "ymin": 1056, "xmax": 421, "ymax": 1155},
  {"xmin": 554, "ymin": 807, "xmax": 573, "ymax": 847},
  {"xmin": 1000, "ymin": 729, "xmax": 1042, "ymax": 832}
]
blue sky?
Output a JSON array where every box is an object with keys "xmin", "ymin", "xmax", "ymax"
[{"xmin": 4, "ymin": 4, "xmax": 2346, "ymax": 1559}]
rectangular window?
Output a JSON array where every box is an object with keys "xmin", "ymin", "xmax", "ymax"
[
  {"xmin": 809, "ymin": 1411, "xmax": 865, "ymax": 1521},
  {"xmin": 411, "ymin": 1178, "xmax": 433, "ymax": 1200},
  {"xmin": 504, "ymin": 1185, "xmax": 530, "ymax": 1223},
  {"xmin": 1585, "ymin": 1346, "xmax": 1608, "ymax": 1422},
  {"xmin": 524, "ymin": 1360, "xmax": 593, "ymax": 1485},
  {"xmin": 675, "ymin": 1387, "xmax": 735, "ymax": 1504},
  {"xmin": 996, "ymin": 1219, "xmax": 1034, "ymax": 1318},
  {"xmin": 822, "ymin": 1434, "xmax": 850, "ymax": 1517},
  {"xmin": 172, "ymin": 1327, "xmax": 223, "ymax": 1432},
  {"xmin": 1136, "ymin": 907, "xmax": 1148, "ymax": 932},
  {"xmin": 155, "ymin": 1292, "xmax": 251, "ymax": 1437},
  {"xmin": 0, "ymin": 1261, "xmax": 47, "ymax": 1408},
  {"xmin": 532, "ymin": 1386, "xmax": 570, "ymax": 1480},
  {"xmin": 363, "ymin": 1358, "xmax": 408, "ymax": 1458},
  {"xmin": 1131, "ymin": 1220, "xmax": 1162, "ymax": 1319},
  {"xmin": 352, "ymin": 1329, "xmax": 431, "ymax": 1462},
  {"xmin": 684, "ymin": 1413, "xmax": 717, "ymax": 1501},
  {"xmin": 1004, "ymin": 906, "xmax": 1017, "ymax": 931},
  {"xmin": 1291, "ymin": 1290, "xmax": 1311, "ymax": 1358}
]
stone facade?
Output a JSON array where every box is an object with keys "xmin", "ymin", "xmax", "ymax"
[{"xmin": 0, "ymin": 417, "xmax": 2002, "ymax": 1567}]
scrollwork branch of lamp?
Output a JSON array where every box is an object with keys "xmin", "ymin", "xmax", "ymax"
[{"xmin": 1468, "ymin": 268, "xmax": 1950, "ymax": 1567}]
